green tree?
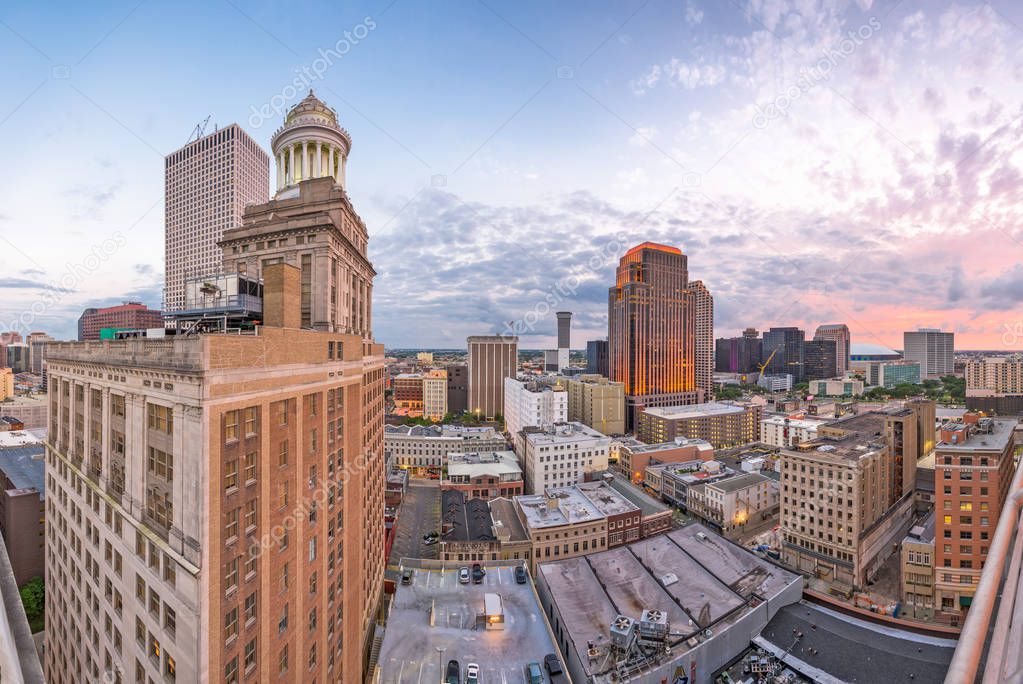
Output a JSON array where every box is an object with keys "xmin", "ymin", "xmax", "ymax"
[{"xmin": 19, "ymin": 577, "xmax": 43, "ymax": 632}]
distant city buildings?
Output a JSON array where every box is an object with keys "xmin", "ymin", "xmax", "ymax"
[
  {"xmin": 445, "ymin": 362, "xmax": 468, "ymax": 413},
  {"xmin": 871, "ymin": 360, "xmax": 922, "ymax": 387},
  {"xmin": 0, "ymin": 368, "xmax": 13, "ymax": 401},
  {"xmin": 690, "ymin": 279, "xmax": 715, "ymax": 399},
  {"xmin": 964, "ymin": 355, "xmax": 1023, "ymax": 414},
  {"xmin": 803, "ymin": 338, "xmax": 838, "ymax": 381},
  {"xmin": 163, "ymin": 123, "xmax": 269, "ymax": 312},
  {"xmin": 585, "ymin": 339, "xmax": 608, "ymax": 376},
  {"xmin": 467, "ymin": 335, "xmax": 518, "ymax": 419},
  {"xmin": 25, "ymin": 332, "xmax": 53, "ymax": 375},
  {"xmin": 422, "ymin": 369, "xmax": 447, "ymax": 420},
  {"xmin": 714, "ymin": 328, "xmax": 762, "ymax": 375},
  {"xmin": 564, "ymin": 374, "xmax": 625, "ymax": 436},
  {"xmin": 636, "ymin": 401, "xmax": 762, "ymax": 449},
  {"xmin": 904, "ymin": 328, "xmax": 955, "ymax": 379},
  {"xmin": 813, "ymin": 324, "xmax": 851, "ymax": 374},
  {"xmin": 808, "ymin": 377, "xmax": 864, "ymax": 397},
  {"xmin": 3, "ymin": 344, "xmax": 29, "ymax": 374},
  {"xmin": 762, "ymin": 326, "xmax": 806, "ymax": 382},
  {"xmin": 520, "ymin": 422, "xmax": 610, "ymax": 494},
  {"xmin": 608, "ymin": 242, "xmax": 710, "ymax": 428},
  {"xmin": 77, "ymin": 303, "xmax": 164, "ymax": 340}
]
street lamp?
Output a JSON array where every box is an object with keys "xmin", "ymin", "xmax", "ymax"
[{"xmin": 436, "ymin": 646, "xmax": 445, "ymax": 683}]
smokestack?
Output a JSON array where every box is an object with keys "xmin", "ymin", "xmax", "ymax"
[{"xmin": 557, "ymin": 311, "xmax": 571, "ymax": 371}]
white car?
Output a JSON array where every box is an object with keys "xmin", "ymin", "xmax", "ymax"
[
  {"xmin": 458, "ymin": 567, "xmax": 470, "ymax": 584},
  {"xmin": 466, "ymin": 663, "xmax": 480, "ymax": 684}
]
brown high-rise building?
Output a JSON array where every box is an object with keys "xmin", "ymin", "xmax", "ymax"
[
  {"xmin": 467, "ymin": 335, "xmax": 518, "ymax": 419},
  {"xmin": 608, "ymin": 242, "xmax": 708, "ymax": 428},
  {"xmin": 164, "ymin": 123, "xmax": 270, "ymax": 312},
  {"xmin": 45, "ymin": 94, "xmax": 385, "ymax": 684},
  {"xmin": 78, "ymin": 303, "xmax": 165, "ymax": 340},
  {"xmin": 690, "ymin": 280, "xmax": 714, "ymax": 400},
  {"xmin": 933, "ymin": 414, "xmax": 1016, "ymax": 625}
]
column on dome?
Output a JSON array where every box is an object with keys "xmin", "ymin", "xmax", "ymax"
[
  {"xmin": 315, "ymin": 142, "xmax": 322, "ymax": 177},
  {"xmin": 277, "ymin": 151, "xmax": 285, "ymax": 189},
  {"xmin": 288, "ymin": 145, "xmax": 295, "ymax": 185},
  {"xmin": 327, "ymin": 145, "xmax": 335, "ymax": 179},
  {"xmin": 341, "ymin": 155, "xmax": 347, "ymax": 187},
  {"xmin": 301, "ymin": 141, "xmax": 308, "ymax": 181}
]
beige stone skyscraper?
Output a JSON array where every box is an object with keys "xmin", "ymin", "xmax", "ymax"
[
  {"xmin": 813, "ymin": 324, "xmax": 851, "ymax": 374},
  {"xmin": 164, "ymin": 123, "xmax": 269, "ymax": 312},
  {"xmin": 690, "ymin": 280, "xmax": 714, "ymax": 400},
  {"xmin": 47, "ymin": 94, "xmax": 384, "ymax": 684}
]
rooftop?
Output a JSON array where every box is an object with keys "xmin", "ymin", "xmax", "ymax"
[
  {"xmin": 521, "ymin": 421, "xmax": 609, "ymax": 446},
  {"xmin": 906, "ymin": 511, "xmax": 936, "ymax": 544},
  {"xmin": 574, "ymin": 480, "xmax": 639, "ymax": 517},
  {"xmin": 708, "ymin": 471, "xmax": 772, "ymax": 494},
  {"xmin": 756, "ymin": 602, "xmax": 955, "ymax": 684},
  {"xmin": 445, "ymin": 451, "xmax": 522, "ymax": 480},
  {"xmin": 441, "ymin": 490, "xmax": 494, "ymax": 543},
  {"xmin": 0, "ymin": 446, "xmax": 45, "ymax": 498},
  {"xmin": 623, "ymin": 437, "xmax": 714, "ymax": 454},
  {"xmin": 488, "ymin": 498, "xmax": 530, "ymax": 543},
  {"xmin": 642, "ymin": 401, "xmax": 756, "ymax": 420},
  {"xmin": 515, "ymin": 487, "xmax": 605, "ymax": 529},
  {"xmin": 936, "ymin": 417, "xmax": 1015, "ymax": 452},
  {"xmin": 761, "ymin": 414, "xmax": 831, "ymax": 429},
  {"xmin": 377, "ymin": 560, "xmax": 557, "ymax": 684},
  {"xmin": 537, "ymin": 524, "xmax": 801, "ymax": 681},
  {"xmin": 604, "ymin": 473, "xmax": 671, "ymax": 516},
  {"xmin": 384, "ymin": 424, "xmax": 504, "ymax": 440}
]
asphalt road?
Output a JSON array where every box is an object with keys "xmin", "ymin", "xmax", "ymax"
[{"xmin": 390, "ymin": 482, "xmax": 441, "ymax": 564}]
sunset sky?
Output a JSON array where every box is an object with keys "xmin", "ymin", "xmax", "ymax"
[{"xmin": 1, "ymin": 0, "xmax": 1022, "ymax": 349}]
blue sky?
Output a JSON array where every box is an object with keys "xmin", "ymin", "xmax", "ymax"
[{"xmin": 2, "ymin": 0, "xmax": 1023, "ymax": 349}]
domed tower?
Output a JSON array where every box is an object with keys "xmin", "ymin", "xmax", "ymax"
[{"xmin": 271, "ymin": 90, "xmax": 351, "ymax": 196}]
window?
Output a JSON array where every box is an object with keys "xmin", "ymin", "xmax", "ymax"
[
  {"xmin": 164, "ymin": 604, "xmax": 176, "ymax": 637},
  {"xmin": 244, "ymin": 452, "xmax": 257, "ymax": 484},
  {"xmin": 112, "ymin": 395, "xmax": 125, "ymax": 417},
  {"xmin": 224, "ymin": 410, "xmax": 239, "ymax": 441},
  {"xmin": 244, "ymin": 407, "xmax": 257, "ymax": 435},
  {"xmin": 225, "ymin": 655, "xmax": 238, "ymax": 683},
  {"xmin": 147, "ymin": 447, "xmax": 173, "ymax": 481},
  {"xmin": 164, "ymin": 554, "xmax": 176, "ymax": 586},
  {"xmin": 278, "ymin": 441, "xmax": 289, "ymax": 467},
  {"xmin": 278, "ymin": 481, "xmax": 289, "ymax": 510},
  {"xmin": 244, "ymin": 592, "xmax": 257, "ymax": 623},
  {"xmin": 244, "ymin": 638, "xmax": 256, "ymax": 671},
  {"xmin": 278, "ymin": 400, "xmax": 289, "ymax": 426},
  {"xmin": 225, "ymin": 557, "xmax": 239, "ymax": 593},
  {"xmin": 148, "ymin": 587, "xmax": 160, "ymax": 616},
  {"xmin": 244, "ymin": 500, "xmax": 257, "ymax": 531},
  {"xmin": 165, "ymin": 654, "xmax": 176, "ymax": 680},
  {"xmin": 225, "ymin": 607, "xmax": 238, "ymax": 642},
  {"xmin": 225, "ymin": 508, "xmax": 239, "ymax": 541},
  {"xmin": 279, "ymin": 645, "xmax": 288, "ymax": 674},
  {"xmin": 225, "ymin": 459, "xmax": 238, "ymax": 491},
  {"xmin": 136, "ymin": 574, "xmax": 146, "ymax": 601},
  {"xmin": 148, "ymin": 404, "xmax": 173, "ymax": 434}
]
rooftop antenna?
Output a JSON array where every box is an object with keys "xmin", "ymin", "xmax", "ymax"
[{"xmin": 187, "ymin": 115, "xmax": 213, "ymax": 145}]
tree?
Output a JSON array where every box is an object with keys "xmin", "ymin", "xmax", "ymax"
[{"xmin": 19, "ymin": 577, "xmax": 43, "ymax": 628}]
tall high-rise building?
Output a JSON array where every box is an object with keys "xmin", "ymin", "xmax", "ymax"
[
  {"xmin": 585, "ymin": 340, "xmax": 609, "ymax": 376},
  {"xmin": 608, "ymin": 242, "xmax": 706, "ymax": 429},
  {"xmin": 803, "ymin": 339, "xmax": 838, "ymax": 381},
  {"xmin": 813, "ymin": 324, "xmax": 851, "ymax": 374},
  {"xmin": 714, "ymin": 335, "xmax": 762, "ymax": 374},
  {"xmin": 690, "ymin": 280, "xmax": 714, "ymax": 400},
  {"xmin": 164, "ymin": 123, "xmax": 269, "ymax": 312},
  {"xmin": 26, "ymin": 331, "xmax": 54, "ymax": 375},
  {"xmin": 556, "ymin": 311, "xmax": 572, "ymax": 371},
  {"xmin": 46, "ymin": 93, "xmax": 385, "ymax": 684},
  {"xmin": 445, "ymin": 363, "xmax": 468, "ymax": 414},
  {"xmin": 422, "ymin": 369, "xmax": 448, "ymax": 421},
  {"xmin": 220, "ymin": 92, "xmax": 371, "ymax": 336},
  {"xmin": 933, "ymin": 415, "xmax": 1016, "ymax": 624},
  {"xmin": 762, "ymin": 327, "xmax": 806, "ymax": 382},
  {"xmin": 468, "ymin": 335, "xmax": 518, "ymax": 419},
  {"xmin": 903, "ymin": 328, "xmax": 955, "ymax": 379},
  {"xmin": 78, "ymin": 303, "xmax": 165, "ymax": 340}
]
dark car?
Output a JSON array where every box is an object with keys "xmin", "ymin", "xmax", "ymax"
[
  {"xmin": 514, "ymin": 565, "xmax": 528, "ymax": 584},
  {"xmin": 525, "ymin": 661, "xmax": 543, "ymax": 684},
  {"xmin": 445, "ymin": 659, "xmax": 460, "ymax": 684},
  {"xmin": 544, "ymin": 654, "xmax": 563, "ymax": 677},
  {"xmin": 471, "ymin": 563, "xmax": 485, "ymax": 584}
]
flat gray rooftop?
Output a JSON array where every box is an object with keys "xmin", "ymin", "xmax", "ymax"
[
  {"xmin": 0, "ymin": 446, "xmax": 45, "ymax": 498},
  {"xmin": 378, "ymin": 562, "xmax": 559, "ymax": 684}
]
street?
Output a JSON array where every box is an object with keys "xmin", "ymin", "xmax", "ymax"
[{"xmin": 389, "ymin": 481, "xmax": 441, "ymax": 565}]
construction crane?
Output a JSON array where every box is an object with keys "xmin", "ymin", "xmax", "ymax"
[
  {"xmin": 757, "ymin": 347, "xmax": 778, "ymax": 374},
  {"xmin": 186, "ymin": 115, "xmax": 212, "ymax": 145}
]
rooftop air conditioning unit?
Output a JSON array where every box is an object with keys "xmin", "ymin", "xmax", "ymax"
[{"xmin": 609, "ymin": 615, "xmax": 636, "ymax": 651}]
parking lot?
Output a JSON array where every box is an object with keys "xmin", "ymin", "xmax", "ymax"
[{"xmin": 378, "ymin": 562, "xmax": 560, "ymax": 684}]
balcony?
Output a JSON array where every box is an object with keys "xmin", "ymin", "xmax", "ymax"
[{"xmin": 946, "ymin": 450, "xmax": 1023, "ymax": 683}]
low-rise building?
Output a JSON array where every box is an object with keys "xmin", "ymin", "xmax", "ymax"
[
  {"xmin": 384, "ymin": 424, "xmax": 507, "ymax": 475},
  {"xmin": 758, "ymin": 373, "xmax": 793, "ymax": 392},
  {"xmin": 0, "ymin": 396, "xmax": 47, "ymax": 429},
  {"xmin": 438, "ymin": 491, "xmax": 532, "ymax": 564},
  {"xmin": 901, "ymin": 512, "xmax": 935, "ymax": 617},
  {"xmin": 615, "ymin": 437, "xmax": 713, "ymax": 483},
  {"xmin": 515, "ymin": 488, "xmax": 608, "ymax": 572},
  {"xmin": 808, "ymin": 376, "xmax": 865, "ymax": 397},
  {"xmin": 636, "ymin": 401, "xmax": 761, "ymax": 449},
  {"xmin": 760, "ymin": 414, "xmax": 832, "ymax": 448},
  {"xmin": 442, "ymin": 451, "xmax": 523, "ymax": 500},
  {"xmin": 0, "ymin": 442, "xmax": 45, "ymax": 585},
  {"xmin": 644, "ymin": 460, "xmax": 734, "ymax": 510},
  {"xmin": 520, "ymin": 421, "xmax": 610, "ymax": 494},
  {"xmin": 564, "ymin": 374, "xmax": 625, "ymax": 435},
  {"xmin": 687, "ymin": 471, "xmax": 778, "ymax": 537},
  {"xmin": 871, "ymin": 360, "xmax": 922, "ymax": 387}
]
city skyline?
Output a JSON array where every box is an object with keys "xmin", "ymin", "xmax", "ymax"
[{"xmin": 3, "ymin": 0, "xmax": 1023, "ymax": 350}]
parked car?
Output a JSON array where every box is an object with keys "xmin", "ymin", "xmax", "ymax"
[
  {"xmin": 471, "ymin": 563, "xmax": 485, "ymax": 584},
  {"xmin": 466, "ymin": 662, "xmax": 480, "ymax": 684},
  {"xmin": 459, "ymin": 567, "xmax": 470, "ymax": 584},
  {"xmin": 424, "ymin": 537, "xmax": 438, "ymax": 546},
  {"xmin": 544, "ymin": 654, "xmax": 563, "ymax": 677},
  {"xmin": 401, "ymin": 569, "xmax": 413, "ymax": 585},
  {"xmin": 514, "ymin": 565, "xmax": 528, "ymax": 584},
  {"xmin": 525, "ymin": 661, "xmax": 543, "ymax": 684},
  {"xmin": 445, "ymin": 659, "xmax": 460, "ymax": 684}
]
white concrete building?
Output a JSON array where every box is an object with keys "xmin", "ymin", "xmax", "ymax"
[
  {"xmin": 903, "ymin": 328, "xmax": 954, "ymax": 379},
  {"xmin": 520, "ymin": 422, "xmax": 610, "ymax": 494},
  {"xmin": 504, "ymin": 378, "xmax": 567, "ymax": 448},
  {"xmin": 383, "ymin": 424, "xmax": 507, "ymax": 473},
  {"xmin": 760, "ymin": 414, "xmax": 832, "ymax": 448},
  {"xmin": 422, "ymin": 370, "xmax": 448, "ymax": 420}
]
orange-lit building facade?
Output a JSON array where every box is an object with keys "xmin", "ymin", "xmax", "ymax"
[{"xmin": 608, "ymin": 243, "xmax": 704, "ymax": 429}]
